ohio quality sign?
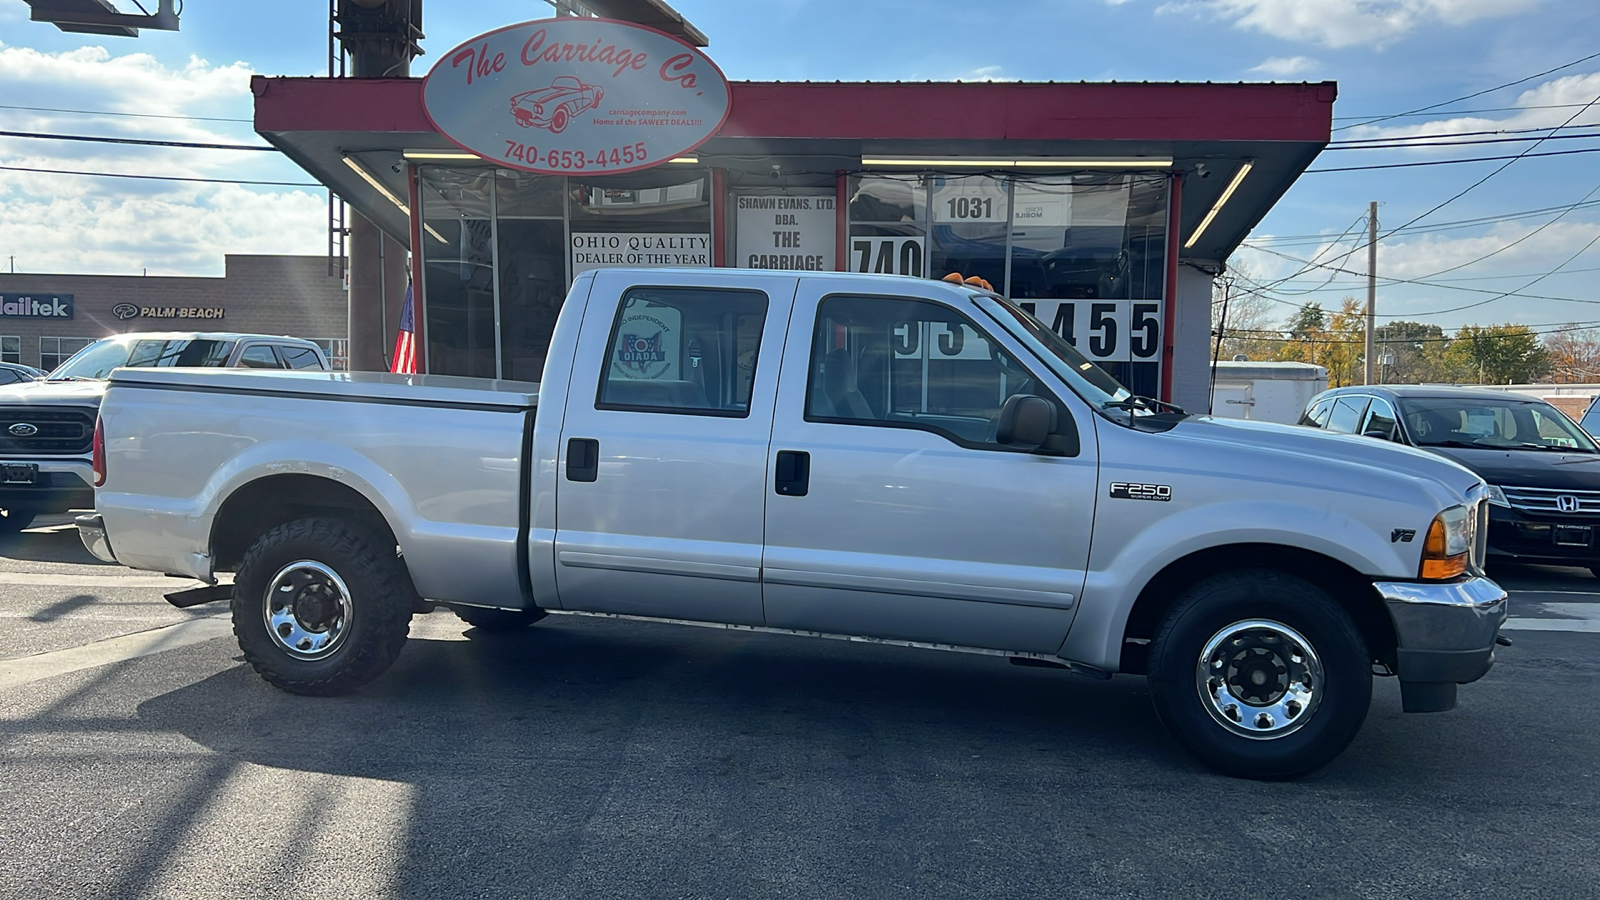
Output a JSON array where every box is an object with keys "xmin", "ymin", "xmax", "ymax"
[{"xmin": 422, "ymin": 18, "xmax": 732, "ymax": 176}]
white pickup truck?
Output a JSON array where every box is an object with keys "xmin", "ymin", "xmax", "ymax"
[{"xmin": 79, "ymin": 268, "xmax": 1507, "ymax": 779}]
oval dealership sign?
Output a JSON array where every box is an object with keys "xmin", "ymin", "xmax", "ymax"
[{"xmin": 422, "ymin": 18, "xmax": 731, "ymax": 176}]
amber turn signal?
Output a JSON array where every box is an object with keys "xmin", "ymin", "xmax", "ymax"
[{"xmin": 1419, "ymin": 510, "xmax": 1468, "ymax": 580}]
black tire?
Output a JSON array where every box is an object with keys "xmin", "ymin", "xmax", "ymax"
[
  {"xmin": 0, "ymin": 508, "xmax": 36, "ymax": 533},
  {"xmin": 453, "ymin": 606, "xmax": 546, "ymax": 631},
  {"xmin": 231, "ymin": 516, "xmax": 414, "ymax": 696},
  {"xmin": 1148, "ymin": 569, "xmax": 1371, "ymax": 780}
]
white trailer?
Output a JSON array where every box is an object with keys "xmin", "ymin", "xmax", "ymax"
[{"xmin": 1207, "ymin": 361, "xmax": 1328, "ymax": 424}]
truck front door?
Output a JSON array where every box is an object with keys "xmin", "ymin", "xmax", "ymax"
[
  {"xmin": 761, "ymin": 286, "xmax": 1098, "ymax": 653},
  {"xmin": 553, "ymin": 271, "xmax": 798, "ymax": 625}
]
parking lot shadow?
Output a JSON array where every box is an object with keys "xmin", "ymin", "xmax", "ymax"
[{"xmin": 122, "ymin": 616, "xmax": 1599, "ymax": 899}]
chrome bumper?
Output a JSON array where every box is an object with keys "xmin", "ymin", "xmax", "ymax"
[
  {"xmin": 75, "ymin": 513, "xmax": 117, "ymax": 564},
  {"xmin": 1374, "ymin": 576, "xmax": 1508, "ymax": 712}
]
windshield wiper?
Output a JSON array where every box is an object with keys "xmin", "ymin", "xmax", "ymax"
[
  {"xmin": 45, "ymin": 375, "xmax": 94, "ymax": 382},
  {"xmin": 1102, "ymin": 395, "xmax": 1187, "ymax": 416},
  {"xmin": 1419, "ymin": 439, "xmax": 1484, "ymax": 449},
  {"xmin": 1514, "ymin": 442, "xmax": 1598, "ymax": 453}
]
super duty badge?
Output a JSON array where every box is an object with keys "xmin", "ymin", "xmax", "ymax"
[{"xmin": 1110, "ymin": 482, "xmax": 1172, "ymax": 502}]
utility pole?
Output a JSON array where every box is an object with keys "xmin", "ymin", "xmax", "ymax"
[{"xmin": 1365, "ymin": 201, "xmax": 1377, "ymax": 384}]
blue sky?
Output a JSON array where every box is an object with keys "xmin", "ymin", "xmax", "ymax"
[{"xmin": 1, "ymin": 0, "xmax": 1597, "ymax": 336}]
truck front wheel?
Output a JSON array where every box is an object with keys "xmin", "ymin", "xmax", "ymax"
[
  {"xmin": 232, "ymin": 516, "xmax": 414, "ymax": 696},
  {"xmin": 1148, "ymin": 569, "xmax": 1371, "ymax": 780}
]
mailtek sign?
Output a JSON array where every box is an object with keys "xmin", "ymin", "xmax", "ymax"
[
  {"xmin": 0, "ymin": 293, "xmax": 73, "ymax": 319},
  {"xmin": 422, "ymin": 18, "xmax": 731, "ymax": 176}
]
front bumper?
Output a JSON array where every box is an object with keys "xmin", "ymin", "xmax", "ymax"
[
  {"xmin": 75, "ymin": 513, "xmax": 117, "ymax": 564},
  {"xmin": 1374, "ymin": 576, "xmax": 1507, "ymax": 713},
  {"xmin": 1485, "ymin": 503, "xmax": 1600, "ymax": 566}
]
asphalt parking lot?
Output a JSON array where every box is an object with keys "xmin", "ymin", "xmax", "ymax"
[{"xmin": 2, "ymin": 513, "xmax": 1598, "ymax": 900}]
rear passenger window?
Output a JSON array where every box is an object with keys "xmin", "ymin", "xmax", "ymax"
[
  {"xmin": 597, "ymin": 287, "xmax": 768, "ymax": 416},
  {"xmin": 279, "ymin": 345, "xmax": 324, "ymax": 369},
  {"xmin": 1326, "ymin": 396, "xmax": 1369, "ymax": 434},
  {"xmin": 1300, "ymin": 398, "xmax": 1334, "ymax": 428},
  {"xmin": 237, "ymin": 345, "xmax": 282, "ymax": 368}
]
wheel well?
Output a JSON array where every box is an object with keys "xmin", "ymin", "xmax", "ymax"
[
  {"xmin": 1117, "ymin": 544, "xmax": 1397, "ymax": 675},
  {"xmin": 211, "ymin": 475, "xmax": 398, "ymax": 573}
]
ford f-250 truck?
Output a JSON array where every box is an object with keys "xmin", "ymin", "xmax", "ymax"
[{"xmin": 79, "ymin": 268, "xmax": 1508, "ymax": 779}]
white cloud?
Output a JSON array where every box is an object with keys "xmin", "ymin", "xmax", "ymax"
[
  {"xmin": 1204, "ymin": 0, "xmax": 1539, "ymax": 48},
  {"xmin": 0, "ymin": 42, "xmax": 327, "ymax": 275},
  {"xmin": 1340, "ymin": 71, "xmax": 1600, "ymax": 146},
  {"xmin": 1249, "ymin": 55, "xmax": 1321, "ymax": 77},
  {"xmin": 957, "ymin": 65, "xmax": 1015, "ymax": 82}
]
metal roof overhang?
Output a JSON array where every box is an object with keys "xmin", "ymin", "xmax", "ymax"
[{"xmin": 254, "ymin": 77, "xmax": 1333, "ymax": 262}]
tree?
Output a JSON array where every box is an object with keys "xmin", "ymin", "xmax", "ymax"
[
  {"xmin": 1373, "ymin": 320, "xmax": 1447, "ymax": 384},
  {"xmin": 1276, "ymin": 300, "xmax": 1367, "ymax": 386},
  {"xmin": 1543, "ymin": 325, "xmax": 1600, "ymax": 383},
  {"xmin": 1210, "ymin": 265, "xmax": 1283, "ymax": 363},
  {"xmin": 1438, "ymin": 324, "xmax": 1549, "ymax": 384},
  {"xmin": 1276, "ymin": 303, "xmax": 1328, "ymax": 367}
]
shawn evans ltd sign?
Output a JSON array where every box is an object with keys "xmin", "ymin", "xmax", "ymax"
[
  {"xmin": 422, "ymin": 18, "xmax": 731, "ymax": 176},
  {"xmin": 0, "ymin": 293, "xmax": 73, "ymax": 319}
]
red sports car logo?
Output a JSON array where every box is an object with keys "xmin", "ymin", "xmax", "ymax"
[{"xmin": 510, "ymin": 77, "xmax": 604, "ymax": 133}]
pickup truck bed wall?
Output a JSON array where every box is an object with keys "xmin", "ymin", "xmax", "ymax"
[{"xmin": 96, "ymin": 369, "xmax": 535, "ymax": 608}]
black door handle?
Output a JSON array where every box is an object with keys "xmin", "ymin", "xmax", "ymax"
[
  {"xmin": 567, "ymin": 438, "xmax": 599, "ymax": 482},
  {"xmin": 774, "ymin": 450, "xmax": 809, "ymax": 497}
]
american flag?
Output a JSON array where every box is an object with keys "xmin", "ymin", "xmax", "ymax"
[{"xmin": 391, "ymin": 283, "xmax": 417, "ymax": 375}]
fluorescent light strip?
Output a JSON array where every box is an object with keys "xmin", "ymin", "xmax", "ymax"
[
  {"xmin": 341, "ymin": 155, "xmax": 409, "ymax": 215},
  {"xmin": 861, "ymin": 157, "xmax": 1171, "ymax": 168},
  {"xmin": 1183, "ymin": 160, "xmax": 1253, "ymax": 249},
  {"xmin": 424, "ymin": 224, "xmax": 447, "ymax": 243}
]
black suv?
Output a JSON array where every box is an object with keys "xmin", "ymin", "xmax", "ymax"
[{"xmin": 1301, "ymin": 384, "xmax": 1600, "ymax": 574}]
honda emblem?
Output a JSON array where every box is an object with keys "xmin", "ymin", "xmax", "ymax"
[{"xmin": 1557, "ymin": 494, "xmax": 1580, "ymax": 513}]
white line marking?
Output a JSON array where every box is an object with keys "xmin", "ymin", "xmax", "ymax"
[
  {"xmin": 0, "ymin": 615, "xmax": 232, "ymax": 689},
  {"xmin": 1505, "ymin": 602, "xmax": 1600, "ymax": 633}
]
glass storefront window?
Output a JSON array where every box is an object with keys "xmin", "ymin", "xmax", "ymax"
[
  {"xmin": 1, "ymin": 336, "xmax": 19, "ymax": 364},
  {"xmin": 496, "ymin": 169, "xmax": 567, "ymax": 382},
  {"xmin": 929, "ymin": 174, "xmax": 1009, "ymax": 289},
  {"xmin": 845, "ymin": 175, "xmax": 926, "ymax": 277},
  {"xmin": 420, "ymin": 167, "xmax": 498, "ymax": 378}
]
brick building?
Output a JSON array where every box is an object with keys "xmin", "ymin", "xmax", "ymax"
[{"xmin": 0, "ymin": 255, "xmax": 349, "ymax": 371}]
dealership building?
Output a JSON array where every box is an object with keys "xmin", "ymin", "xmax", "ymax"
[
  {"xmin": 258, "ymin": 1, "xmax": 1331, "ymax": 410},
  {"xmin": 0, "ymin": 255, "xmax": 349, "ymax": 370}
]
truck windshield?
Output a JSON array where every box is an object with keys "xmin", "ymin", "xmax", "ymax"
[
  {"xmin": 49, "ymin": 338, "xmax": 237, "ymax": 380},
  {"xmin": 1399, "ymin": 396, "xmax": 1599, "ymax": 453},
  {"xmin": 976, "ymin": 294, "xmax": 1135, "ymax": 411}
]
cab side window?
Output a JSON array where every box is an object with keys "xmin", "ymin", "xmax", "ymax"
[
  {"xmin": 806, "ymin": 294, "xmax": 1066, "ymax": 450},
  {"xmin": 1326, "ymin": 396, "xmax": 1370, "ymax": 434},
  {"xmin": 279, "ymin": 345, "xmax": 325, "ymax": 369},
  {"xmin": 597, "ymin": 287, "xmax": 768, "ymax": 416}
]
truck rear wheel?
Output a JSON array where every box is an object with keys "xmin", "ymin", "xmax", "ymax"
[
  {"xmin": 0, "ymin": 508, "xmax": 36, "ymax": 534},
  {"xmin": 453, "ymin": 606, "xmax": 547, "ymax": 631},
  {"xmin": 1148, "ymin": 569, "xmax": 1371, "ymax": 780},
  {"xmin": 232, "ymin": 516, "xmax": 414, "ymax": 696}
]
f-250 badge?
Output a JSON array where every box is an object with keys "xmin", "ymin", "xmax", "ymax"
[{"xmin": 1109, "ymin": 482, "xmax": 1172, "ymax": 502}]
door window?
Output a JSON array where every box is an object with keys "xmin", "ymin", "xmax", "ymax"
[
  {"xmin": 596, "ymin": 287, "xmax": 768, "ymax": 416},
  {"xmin": 1300, "ymin": 397, "xmax": 1334, "ymax": 427},
  {"xmin": 237, "ymin": 345, "xmax": 283, "ymax": 368},
  {"xmin": 279, "ymin": 345, "xmax": 325, "ymax": 369},
  {"xmin": 806, "ymin": 294, "xmax": 1059, "ymax": 449},
  {"xmin": 1361, "ymin": 397, "xmax": 1399, "ymax": 440},
  {"xmin": 1326, "ymin": 396, "xmax": 1369, "ymax": 434}
]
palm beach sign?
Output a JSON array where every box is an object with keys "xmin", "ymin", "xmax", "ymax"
[{"xmin": 423, "ymin": 18, "xmax": 731, "ymax": 176}]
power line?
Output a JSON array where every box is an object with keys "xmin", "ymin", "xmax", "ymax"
[
  {"xmin": 1332, "ymin": 51, "xmax": 1600, "ymax": 131},
  {"xmin": 1408, "ymin": 180, "xmax": 1600, "ymax": 279},
  {"xmin": 0, "ymin": 103, "xmax": 253, "ymax": 124},
  {"xmin": 0, "ymin": 129, "xmax": 276, "ymax": 152},
  {"xmin": 0, "ymin": 163, "xmax": 320, "ymax": 187},
  {"xmin": 1306, "ymin": 145, "xmax": 1600, "ymax": 172},
  {"xmin": 1325, "ymin": 131, "xmax": 1600, "ymax": 151},
  {"xmin": 1332, "ymin": 103, "xmax": 1600, "ymax": 121},
  {"xmin": 1247, "ymin": 198, "xmax": 1600, "ymax": 245}
]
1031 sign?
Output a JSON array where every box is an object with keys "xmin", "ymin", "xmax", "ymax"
[{"xmin": 1019, "ymin": 300, "xmax": 1161, "ymax": 363}]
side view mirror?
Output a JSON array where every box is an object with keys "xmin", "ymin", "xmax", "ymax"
[{"xmin": 997, "ymin": 394, "xmax": 1056, "ymax": 450}]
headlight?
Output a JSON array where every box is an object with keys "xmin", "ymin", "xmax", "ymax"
[
  {"xmin": 1420, "ymin": 504, "xmax": 1471, "ymax": 580},
  {"xmin": 1485, "ymin": 484, "xmax": 1510, "ymax": 507}
]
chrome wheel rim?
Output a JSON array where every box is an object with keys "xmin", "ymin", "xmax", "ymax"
[
  {"xmin": 1196, "ymin": 619, "xmax": 1323, "ymax": 740},
  {"xmin": 262, "ymin": 560, "xmax": 353, "ymax": 659}
]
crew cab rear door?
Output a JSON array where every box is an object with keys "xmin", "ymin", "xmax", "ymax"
[
  {"xmin": 552, "ymin": 270, "xmax": 800, "ymax": 625},
  {"xmin": 760, "ymin": 281, "xmax": 1097, "ymax": 653}
]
